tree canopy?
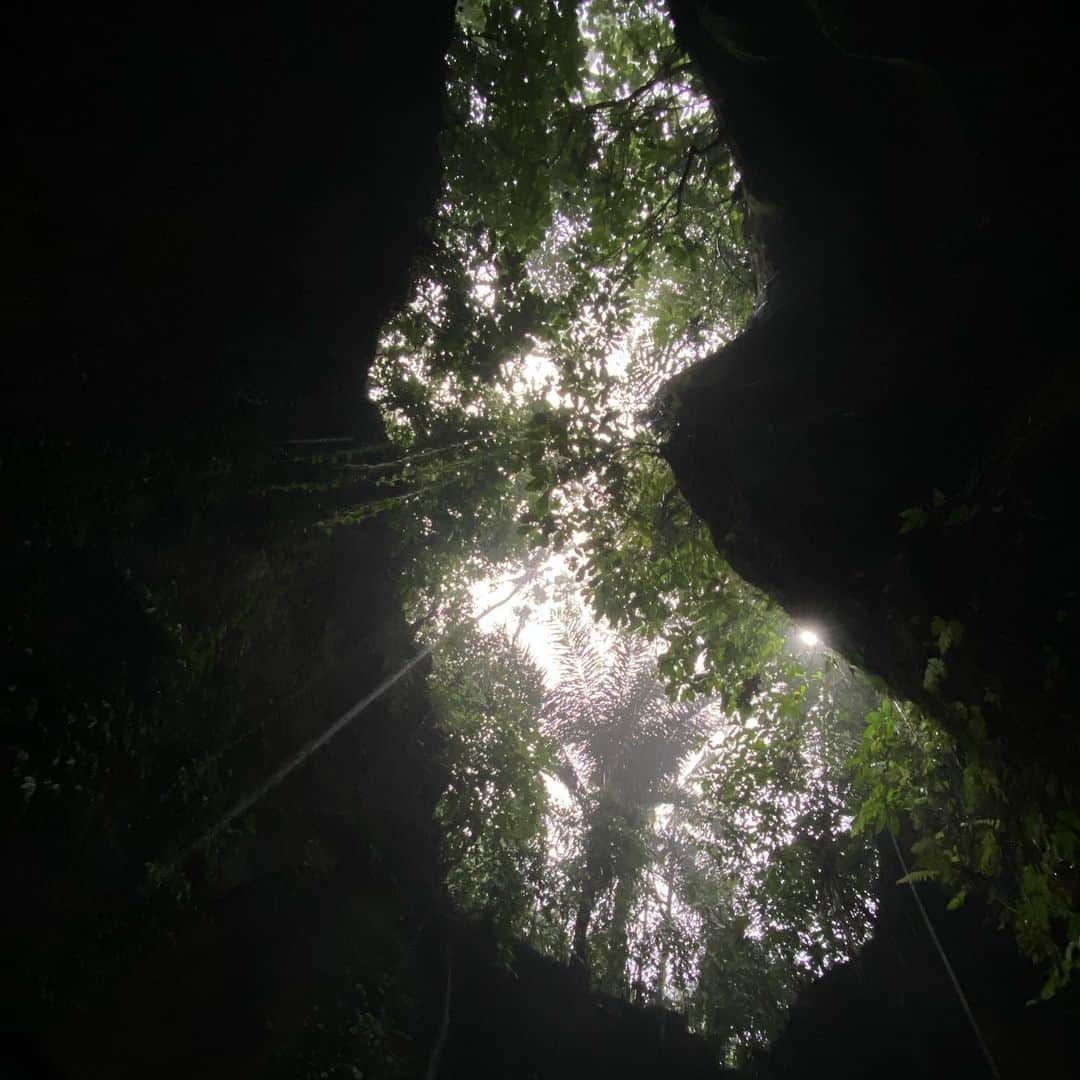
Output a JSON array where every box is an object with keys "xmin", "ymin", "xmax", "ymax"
[{"xmin": 334, "ymin": 0, "xmax": 1080, "ymax": 1062}]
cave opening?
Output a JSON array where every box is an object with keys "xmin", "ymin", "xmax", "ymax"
[{"xmin": 4, "ymin": 1, "xmax": 1077, "ymax": 1077}]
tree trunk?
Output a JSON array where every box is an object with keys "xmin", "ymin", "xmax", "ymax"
[
  {"xmin": 572, "ymin": 882, "xmax": 596, "ymax": 975},
  {"xmin": 603, "ymin": 871, "xmax": 636, "ymax": 995},
  {"xmin": 654, "ymin": 873, "xmax": 675, "ymax": 1004}
]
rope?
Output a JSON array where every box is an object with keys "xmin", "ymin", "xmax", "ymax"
[
  {"xmin": 889, "ymin": 831, "xmax": 1002, "ymax": 1080},
  {"xmin": 425, "ymin": 943, "xmax": 453, "ymax": 1080},
  {"xmin": 154, "ymin": 570, "xmax": 538, "ymax": 879}
]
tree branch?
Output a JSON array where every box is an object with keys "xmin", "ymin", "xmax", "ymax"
[
  {"xmin": 333, "ymin": 436, "xmax": 484, "ymax": 475},
  {"xmin": 582, "ymin": 61, "xmax": 695, "ymax": 115}
]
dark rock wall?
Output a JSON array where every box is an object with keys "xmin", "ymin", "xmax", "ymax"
[
  {"xmin": 441, "ymin": 918, "xmax": 721, "ymax": 1079},
  {"xmin": 741, "ymin": 838, "xmax": 1077, "ymax": 1079},
  {"xmin": 2, "ymin": 7, "xmax": 729, "ymax": 1077},
  {"xmin": 3, "ymin": 7, "xmax": 457, "ymax": 1077},
  {"xmin": 5, "ymin": 9, "xmax": 450, "ymax": 440},
  {"xmin": 664, "ymin": 0, "xmax": 1078, "ymax": 769},
  {"xmin": 662, "ymin": 1, "xmax": 1080, "ymax": 1075}
]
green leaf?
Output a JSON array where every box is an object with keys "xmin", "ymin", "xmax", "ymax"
[
  {"xmin": 945, "ymin": 504, "xmax": 979, "ymax": 528},
  {"xmin": 896, "ymin": 868, "xmax": 940, "ymax": 885},
  {"xmin": 899, "ymin": 506, "xmax": 929, "ymax": 534},
  {"xmin": 922, "ymin": 657, "xmax": 947, "ymax": 694}
]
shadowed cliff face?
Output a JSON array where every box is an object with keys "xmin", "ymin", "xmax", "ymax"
[
  {"xmin": 5, "ymin": 10, "xmax": 453, "ymax": 443},
  {"xmin": 3, "ymin": 8, "xmax": 459, "ymax": 1077},
  {"xmin": 2, "ymin": 10, "xmax": 727, "ymax": 1078},
  {"xmin": 658, "ymin": 2, "xmax": 1080, "ymax": 1074},
  {"xmin": 741, "ymin": 838, "xmax": 1078, "ymax": 1080},
  {"xmin": 663, "ymin": 0, "xmax": 1078, "ymax": 770}
]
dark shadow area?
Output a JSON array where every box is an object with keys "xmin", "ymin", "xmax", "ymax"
[
  {"xmin": 662, "ymin": 0, "xmax": 1079, "ymax": 1074},
  {"xmin": 664, "ymin": 0, "xmax": 1078, "ymax": 764},
  {"xmin": 3, "ymin": 7, "xmax": 457, "ymax": 1077}
]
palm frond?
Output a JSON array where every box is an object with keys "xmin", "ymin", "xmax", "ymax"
[{"xmin": 542, "ymin": 605, "xmax": 725, "ymax": 807}]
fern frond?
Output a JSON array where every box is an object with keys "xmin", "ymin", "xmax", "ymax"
[{"xmin": 896, "ymin": 868, "xmax": 940, "ymax": 885}]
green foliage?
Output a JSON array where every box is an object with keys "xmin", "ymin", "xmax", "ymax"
[
  {"xmin": 692, "ymin": 659, "xmax": 878, "ymax": 961},
  {"xmin": 512, "ymin": 608, "xmax": 879, "ymax": 1060},
  {"xmin": 353, "ymin": 5, "xmax": 890, "ymax": 1060},
  {"xmin": 366, "ymin": 0, "xmax": 765, "ymax": 679},
  {"xmin": 539, "ymin": 605, "xmax": 722, "ymax": 978},
  {"xmin": 430, "ymin": 624, "xmax": 554, "ymax": 937},
  {"xmin": 611, "ymin": 654, "xmax": 880, "ymax": 1066},
  {"xmin": 930, "ymin": 615, "xmax": 964, "ymax": 657},
  {"xmin": 898, "ymin": 505, "xmax": 929, "ymax": 534},
  {"xmin": 581, "ymin": 451, "xmax": 784, "ymax": 702},
  {"xmin": 850, "ymin": 695, "xmax": 1080, "ymax": 998},
  {"xmin": 3, "ymin": 540, "xmax": 295, "ymax": 910},
  {"xmin": 922, "ymin": 656, "xmax": 947, "ymax": 694},
  {"xmin": 360, "ymin": 0, "xmax": 1023, "ymax": 1062},
  {"xmin": 543, "ymin": 604, "xmax": 720, "ymax": 804},
  {"xmin": 898, "ymin": 487, "xmax": 981, "ymax": 536}
]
